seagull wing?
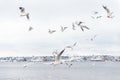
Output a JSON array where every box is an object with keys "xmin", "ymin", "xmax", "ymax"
[
  {"xmin": 19, "ymin": 7, "xmax": 25, "ymax": 13},
  {"xmin": 72, "ymin": 23, "xmax": 76, "ymax": 30},
  {"xmin": 73, "ymin": 42, "xmax": 77, "ymax": 46},
  {"xmin": 26, "ymin": 13, "xmax": 30, "ymax": 20},
  {"xmin": 52, "ymin": 30, "xmax": 56, "ymax": 33},
  {"xmin": 64, "ymin": 27, "xmax": 68, "ymax": 30},
  {"xmin": 102, "ymin": 5, "xmax": 110, "ymax": 13},
  {"xmin": 48, "ymin": 29, "xmax": 56, "ymax": 34},
  {"xmin": 82, "ymin": 26, "xmax": 90, "ymax": 30},
  {"xmin": 56, "ymin": 48, "xmax": 65, "ymax": 61},
  {"xmin": 80, "ymin": 26, "xmax": 84, "ymax": 31},
  {"xmin": 29, "ymin": 26, "xmax": 33, "ymax": 31}
]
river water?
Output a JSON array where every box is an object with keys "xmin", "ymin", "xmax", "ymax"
[{"xmin": 0, "ymin": 62, "xmax": 120, "ymax": 80}]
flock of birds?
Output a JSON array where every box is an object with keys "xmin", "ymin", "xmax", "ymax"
[
  {"xmin": 48, "ymin": 21, "xmax": 90, "ymax": 34},
  {"xmin": 19, "ymin": 5, "xmax": 114, "ymax": 32},
  {"xmin": 48, "ymin": 5, "xmax": 114, "ymax": 66},
  {"xmin": 18, "ymin": 5, "xmax": 114, "ymax": 67},
  {"xmin": 19, "ymin": 6, "xmax": 34, "ymax": 31},
  {"xmin": 91, "ymin": 5, "xmax": 114, "ymax": 19}
]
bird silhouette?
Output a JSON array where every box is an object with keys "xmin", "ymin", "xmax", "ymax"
[
  {"xmin": 102, "ymin": 5, "xmax": 114, "ymax": 18},
  {"xmin": 48, "ymin": 29, "xmax": 56, "ymax": 34},
  {"xmin": 28, "ymin": 26, "xmax": 33, "ymax": 31},
  {"xmin": 60, "ymin": 26, "xmax": 68, "ymax": 32},
  {"xmin": 80, "ymin": 25, "xmax": 90, "ymax": 31},
  {"xmin": 19, "ymin": 7, "xmax": 30, "ymax": 20},
  {"xmin": 90, "ymin": 35, "xmax": 97, "ymax": 41},
  {"xmin": 66, "ymin": 42, "xmax": 77, "ymax": 50},
  {"xmin": 51, "ymin": 48, "xmax": 66, "ymax": 65}
]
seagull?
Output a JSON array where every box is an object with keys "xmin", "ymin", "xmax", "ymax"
[
  {"xmin": 92, "ymin": 16, "xmax": 102, "ymax": 19},
  {"xmin": 90, "ymin": 35, "xmax": 97, "ymax": 41},
  {"xmin": 91, "ymin": 11, "xmax": 102, "ymax": 19},
  {"xmin": 52, "ymin": 48, "xmax": 66, "ymax": 65},
  {"xmin": 66, "ymin": 42, "xmax": 77, "ymax": 50},
  {"xmin": 48, "ymin": 29, "xmax": 56, "ymax": 34},
  {"xmin": 102, "ymin": 5, "xmax": 114, "ymax": 18},
  {"xmin": 28, "ymin": 26, "xmax": 33, "ymax": 31},
  {"xmin": 94, "ymin": 11, "xmax": 98, "ymax": 14},
  {"xmin": 96, "ymin": 16, "xmax": 102, "ymax": 19},
  {"xmin": 65, "ymin": 63, "xmax": 73, "ymax": 68},
  {"xmin": 19, "ymin": 7, "xmax": 30, "ymax": 20},
  {"xmin": 73, "ymin": 42, "xmax": 77, "ymax": 46},
  {"xmin": 80, "ymin": 25, "xmax": 90, "ymax": 31},
  {"xmin": 60, "ymin": 26, "xmax": 68, "ymax": 32}
]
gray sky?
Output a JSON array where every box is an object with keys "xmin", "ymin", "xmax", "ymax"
[{"xmin": 0, "ymin": 0, "xmax": 120, "ymax": 57}]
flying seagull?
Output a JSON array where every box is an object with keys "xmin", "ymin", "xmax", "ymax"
[
  {"xmin": 66, "ymin": 42, "xmax": 77, "ymax": 50},
  {"xmin": 52, "ymin": 48, "xmax": 66, "ymax": 65},
  {"xmin": 102, "ymin": 5, "xmax": 114, "ymax": 18},
  {"xmin": 19, "ymin": 7, "xmax": 30, "ymax": 20},
  {"xmin": 91, "ymin": 16, "xmax": 102, "ymax": 19},
  {"xmin": 60, "ymin": 26, "xmax": 68, "ymax": 32},
  {"xmin": 91, "ymin": 11, "xmax": 102, "ymax": 19},
  {"xmin": 28, "ymin": 26, "xmax": 33, "ymax": 31},
  {"xmin": 94, "ymin": 11, "xmax": 98, "ymax": 14},
  {"xmin": 48, "ymin": 29, "xmax": 56, "ymax": 34},
  {"xmin": 90, "ymin": 35, "xmax": 97, "ymax": 41},
  {"xmin": 80, "ymin": 25, "xmax": 90, "ymax": 31},
  {"xmin": 96, "ymin": 16, "xmax": 102, "ymax": 19}
]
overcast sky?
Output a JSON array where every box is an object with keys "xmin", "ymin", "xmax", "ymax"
[{"xmin": 0, "ymin": 0, "xmax": 120, "ymax": 57}]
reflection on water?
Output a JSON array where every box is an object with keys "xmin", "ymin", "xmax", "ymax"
[{"xmin": 0, "ymin": 62, "xmax": 120, "ymax": 80}]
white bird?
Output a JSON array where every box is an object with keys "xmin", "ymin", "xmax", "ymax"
[
  {"xmin": 28, "ymin": 26, "xmax": 33, "ymax": 31},
  {"xmin": 60, "ymin": 26, "xmax": 68, "ymax": 32},
  {"xmin": 19, "ymin": 7, "xmax": 30, "ymax": 20},
  {"xmin": 102, "ymin": 5, "xmax": 114, "ymax": 18},
  {"xmin": 91, "ymin": 11, "xmax": 102, "ymax": 19},
  {"xmin": 23, "ymin": 63, "xmax": 32, "ymax": 68},
  {"xmin": 66, "ymin": 42, "xmax": 77, "ymax": 50},
  {"xmin": 91, "ymin": 16, "xmax": 102, "ymax": 19},
  {"xmin": 90, "ymin": 35, "xmax": 97, "ymax": 41},
  {"xmin": 80, "ymin": 25, "xmax": 90, "ymax": 31},
  {"xmin": 52, "ymin": 48, "xmax": 66, "ymax": 65},
  {"xmin": 48, "ymin": 29, "xmax": 56, "ymax": 34}
]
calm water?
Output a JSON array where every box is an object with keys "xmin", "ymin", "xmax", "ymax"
[{"xmin": 0, "ymin": 62, "xmax": 120, "ymax": 80}]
